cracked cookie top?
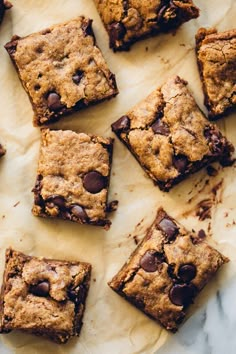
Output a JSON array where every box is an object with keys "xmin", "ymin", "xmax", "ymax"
[
  {"xmin": 196, "ymin": 28, "xmax": 236, "ymax": 119},
  {"xmin": 0, "ymin": 248, "xmax": 91, "ymax": 343},
  {"xmin": 94, "ymin": 0, "xmax": 199, "ymax": 50},
  {"xmin": 109, "ymin": 208, "xmax": 228, "ymax": 332},
  {"xmin": 5, "ymin": 17, "xmax": 118, "ymax": 125},
  {"xmin": 112, "ymin": 76, "xmax": 234, "ymax": 190}
]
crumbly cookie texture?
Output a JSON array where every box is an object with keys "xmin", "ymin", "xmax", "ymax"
[
  {"xmin": 111, "ymin": 76, "xmax": 234, "ymax": 191},
  {"xmin": 0, "ymin": 143, "xmax": 6, "ymax": 158},
  {"xmin": 109, "ymin": 208, "xmax": 228, "ymax": 332},
  {"xmin": 4, "ymin": 17, "xmax": 118, "ymax": 126},
  {"xmin": 94, "ymin": 0, "xmax": 199, "ymax": 51},
  {"xmin": 0, "ymin": 0, "xmax": 12, "ymax": 24},
  {"xmin": 196, "ymin": 28, "xmax": 236, "ymax": 119},
  {"xmin": 0, "ymin": 248, "xmax": 91, "ymax": 344},
  {"xmin": 32, "ymin": 129, "xmax": 117, "ymax": 229}
]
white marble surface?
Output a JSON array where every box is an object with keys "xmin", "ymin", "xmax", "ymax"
[{"xmin": 0, "ymin": 0, "xmax": 235, "ymax": 353}]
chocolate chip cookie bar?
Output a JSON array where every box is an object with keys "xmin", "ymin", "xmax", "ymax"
[
  {"xmin": 32, "ymin": 129, "xmax": 117, "ymax": 229},
  {"xmin": 111, "ymin": 76, "xmax": 234, "ymax": 191},
  {"xmin": 94, "ymin": 0, "xmax": 199, "ymax": 51},
  {"xmin": 196, "ymin": 28, "xmax": 236, "ymax": 119},
  {"xmin": 0, "ymin": 143, "xmax": 6, "ymax": 158},
  {"xmin": 109, "ymin": 208, "xmax": 228, "ymax": 332},
  {"xmin": 0, "ymin": 0, "xmax": 12, "ymax": 24},
  {"xmin": 5, "ymin": 17, "xmax": 118, "ymax": 126},
  {"xmin": 0, "ymin": 248, "xmax": 91, "ymax": 343}
]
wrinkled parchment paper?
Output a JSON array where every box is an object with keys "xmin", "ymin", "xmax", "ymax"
[{"xmin": 0, "ymin": 0, "xmax": 236, "ymax": 353}]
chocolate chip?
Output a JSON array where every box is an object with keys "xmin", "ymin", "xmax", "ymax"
[
  {"xmin": 81, "ymin": 19, "xmax": 94, "ymax": 37},
  {"xmin": 173, "ymin": 155, "xmax": 188, "ymax": 173},
  {"xmin": 106, "ymin": 200, "xmax": 119, "ymax": 212},
  {"xmin": 47, "ymin": 92, "xmax": 64, "ymax": 111},
  {"xmin": 140, "ymin": 250, "xmax": 162, "ymax": 272},
  {"xmin": 71, "ymin": 205, "xmax": 88, "ymax": 222},
  {"xmin": 108, "ymin": 22, "xmax": 126, "ymax": 48},
  {"xmin": 72, "ymin": 70, "xmax": 84, "ymax": 85},
  {"xmin": 169, "ymin": 283, "xmax": 196, "ymax": 306},
  {"xmin": 83, "ymin": 171, "xmax": 107, "ymax": 194},
  {"xmin": 34, "ymin": 84, "xmax": 41, "ymax": 91},
  {"xmin": 46, "ymin": 195, "xmax": 66, "ymax": 209},
  {"xmin": 178, "ymin": 264, "xmax": 196, "ymax": 282},
  {"xmin": 158, "ymin": 218, "xmax": 179, "ymax": 242},
  {"xmin": 152, "ymin": 119, "xmax": 170, "ymax": 136},
  {"xmin": 198, "ymin": 229, "xmax": 206, "ymax": 240},
  {"xmin": 30, "ymin": 281, "xmax": 50, "ymax": 297},
  {"xmin": 68, "ymin": 285, "xmax": 86, "ymax": 304},
  {"xmin": 111, "ymin": 115, "xmax": 130, "ymax": 134}
]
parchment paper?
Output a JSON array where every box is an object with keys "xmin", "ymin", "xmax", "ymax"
[{"xmin": 0, "ymin": 1, "xmax": 235, "ymax": 353}]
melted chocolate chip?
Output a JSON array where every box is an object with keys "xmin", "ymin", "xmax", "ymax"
[
  {"xmin": 30, "ymin": 281, "xmax": 50, "ymax": 297},
  {"xmin": 72, "ymin": 70, "xmax": 84, "ymax": 85},
  {"xmin": 68, "ymin": 285, "xmax": 86, "ymax": 304},
  {"xmin": 157, "ymin": 1, "xmax": 179, "ymax": 28},
  {"xmin": 111, "ymin": 115, "xmax": 130, "ymax": 134},
  {"xmin": 178, "ymin": 264, "xmax": 196, "ymax": 282},
  {"xmin": 108, "ymin": 22, "xmax": 126, "ymax": 48},
  {"xmin": 47, "ymin": 92, "xmax": 64, "ymax": 111},
  {"xmin": 71, "ymin": 205, "xmax": 88, "ymax": 222},
  {"xmin": 140, "ymin": 251, "xmax": 162, "ymax": 272},
  {"xmin": 152, "ymin": 119, "xmax": 170, "ymax": 136},
  {"xmin": 173, "ymin": 155, "xmax": 188, "ymax": 173},
  {"xmin": 158, "ymin": 217, "xmax": 179, "ymax": 242},
  {"xmin": 83, "ymin": 171, "xmax": 107, "ymax": 194},
  {"xmin": 169, "ymin": 283, "xmax": 196, "ymax": 306},
  {"xmin": 46, "ymin": 195, "xmax": 66, "ymax": 209}
]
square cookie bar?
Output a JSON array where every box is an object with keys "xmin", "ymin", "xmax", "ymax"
[
  {"xmin": 109, "ymin": 208, "xmax": 228, "ymax": 332},
  {"xmin": 0, "ymin": 0, "xmax": 12, "ymax": 24},
  {"xmin": 5, "ymin": 17, "xmax": 118, "ymax": 126},
  {"xmin": 196, "ymin": 28, "xmax": 236, "ymax": 119},
  {"xmin": 0, "ymin": 143, "xmax": 6, "ymax": 158},
  {"xmin": 32, "ymin": 129, "xmax": 116, "ymax": 229},
  {"xmin": 0, "ymin": 248, "xmax": 91, "ymax": 343},
  {"xmin": 94, "ymin": 0, "xmax": 199, "ymax": 51},
  {"xmin": 111, "ymin": 76, "xmax": 234, "ymax": 191}
]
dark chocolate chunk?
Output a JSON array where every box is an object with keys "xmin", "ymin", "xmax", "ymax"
[
  {"xmin": 140, "ymin": 250, "xmax": 162, "ymax": 272},
  {"xmin": 169, "ymin": 283, "xmax": 196, "ymax": 306},
  {"xmin": 106, "ymin": 200, "xmax": 119, "ymax": 212},
  {"xmin": 173, "ymin": 155, "xmax": 188, "ymax": 173},
  {"xmin": 178, "ymin": 264, "xmax": 196, "ymax": 282},
  {"xmin": 108, "ymin": 22, "xmax": 126, "ymax": 48},
  {"xmin": 68, "ymin": 285, "xmax": 86, "ymax": 304},
  {"xmin": 71, "ymin": 205, "xmax": 88, "ymax": 221},
  {"xmin": 47, "ymin": 92, "xmax": 64, "ymax": 111},
  {"xmin": 46, "ymin": 195, "xmax": 66, "ymax": 209},
  {"xmin": 158, "ymin": 217, "xmax": 178, "ymax": 241},
  {"xmin": 152, "ymin": 119, "xmax": 170, "ymax": 136},
  {"xmin": 204, "ymin": 127, "xmax": 225, "ymax": 155},
  {"xmin": 83, "ymin": 171, "xmax": 107, "ymax": 194},
  {"xmin": 72, "ymin": 70, "xmax": 84, "ymax": 85},
  {"xmin": 81, "ymin": 19, "xmax": 94, "ymax": 37},
  {"xmin": 30, "ymin": 281, "xmax": 50, "ymax": 297},
  {"xmin": 206, "ymin": 165, "xmax": 218, "ymax": 176},
  {"xmin": 111, "ymin": 115, "xmax": 130, "ymax": 134}
]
